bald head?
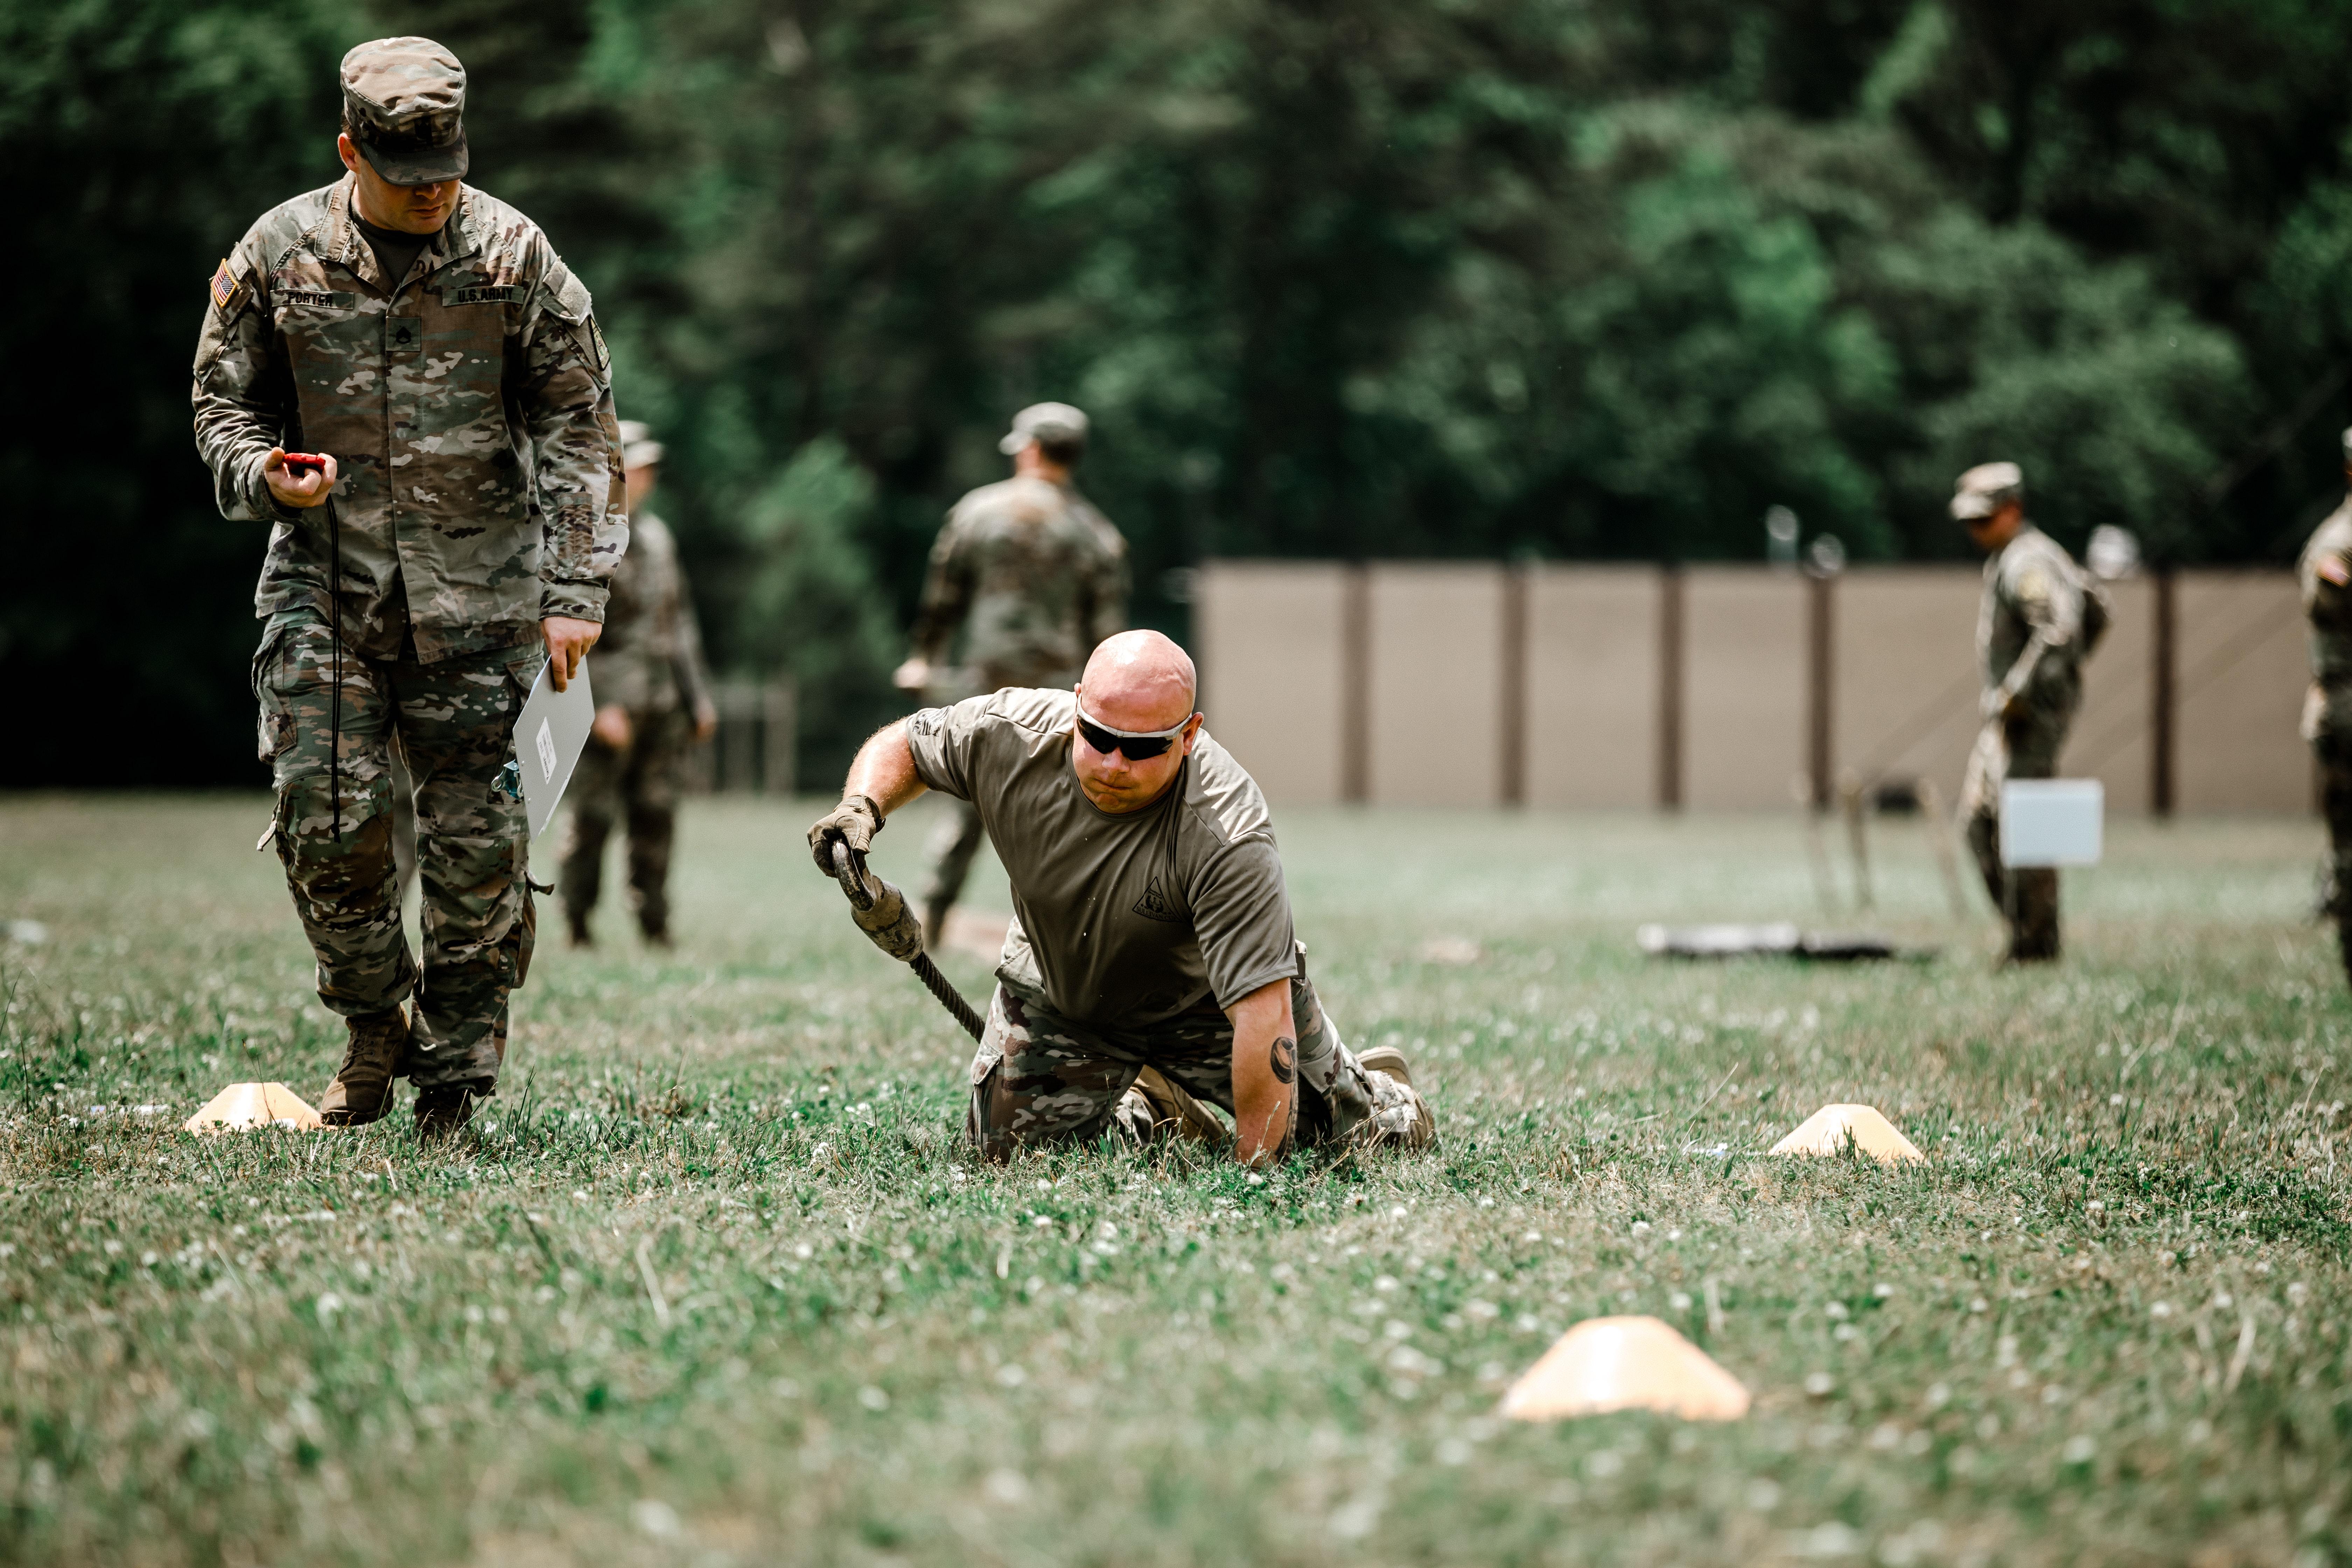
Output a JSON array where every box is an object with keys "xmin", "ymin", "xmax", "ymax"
[{"xmin": 1079, "ymin": 631, "xmax": 1197, "ymax": 732}]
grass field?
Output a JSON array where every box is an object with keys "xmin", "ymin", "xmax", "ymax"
[{"xmin": 2, "ymin": 792, "xmax": 2348, "ymax": 1568}]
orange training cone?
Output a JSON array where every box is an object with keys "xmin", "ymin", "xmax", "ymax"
[
  {"xmin": 1769, "ymin": 1103, "xmax": 1923, "ymax": 1164},
  {"xmin": 1499, "ymin": 1315, "xmax": 1750, "ymax": 1422},
  {"xmin": 184, "ymin": 1083, "xmax": 323, "ymax": 1134}
]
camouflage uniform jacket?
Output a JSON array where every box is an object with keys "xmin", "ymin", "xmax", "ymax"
[
  {"xmin": 191, "ymin": 175, "xmax": 626, "ymax": 663},
  {"xmin": 2298, "ymin": 500, "xmax": 2352, "ymax": 742},
  {"xmin": 1977, "ymin": 523, "xmax": 2088, "ymax": 722},
  {"xmin": 594, "ymin": 510, "xmax": 712, "ymax": 716},
  {"xmin": 906, "ymin": 476, "xmax": 1127, "ymax": 690}
]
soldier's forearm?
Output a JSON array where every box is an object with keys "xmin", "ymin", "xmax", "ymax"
[
  {"xmin": 1227, "ymin": 979, "xmax": 1296, "ymax": 1168},
  {"xmin": 842, "ymin": 721, "xmax": 928, "ymax": 818},
  {"xmin": 2000, "ymin": 632, "xmax": 2060, "ymax": 706}
]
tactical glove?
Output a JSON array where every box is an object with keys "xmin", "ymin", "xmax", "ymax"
[
  {"xmin": 807, "ymin": 794, "xmax": 884, "ymax": 877},
  {"xmin": 842, "ymin": 864, "xmax": 927, "ymax": 963}
]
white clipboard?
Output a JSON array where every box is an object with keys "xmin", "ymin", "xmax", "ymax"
[
  {"xmin": 1999, "ymin": 779, "xmax": 2103, "ymax": 868},
  {"xmin": 515, "ymin": 659, "xmax": 595, "ymax": 840}
]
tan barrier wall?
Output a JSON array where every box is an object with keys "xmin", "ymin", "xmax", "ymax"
[
  {"xmin": 1367, "ymin": 564, "xmax": 1505, "ymax": 806},
  {"xmin": 1684, "ymin": 569, "xmax": 1806, "ymax": 811},
  {"xmin": 1194, "ymin": 561, "xmax": 2311, "ymax": 814},
  {"xmin": 1195, "ymin": 561, "xmax": 1349, "ymax": 804},
  {"xmin": 2069, "ymin": 576, "xmax": 2155, "ymax": 815},
  {"xmin": 1525, "ymin": 566, "xmax": 1658, "ymax": 808},
  {"xmin": 2176, "ymin": 573, "xmax": 2309, "ymax": 813}
]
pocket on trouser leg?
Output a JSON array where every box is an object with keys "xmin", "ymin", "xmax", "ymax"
[
  {"xmin": 273, "ymin": 771, "xmax": 399, "ymax": 910},
  {"xmin": 251, "ymin": 623, "xmax": 297, "ymax": 764},
  {"xmin": 272, "ymin": 770, "xmax": 411, "ymax": 1015},
  {"xmin": 412, "ymin": 831, "xmax": 526, "ymax": 1087},
  {"xmin": 965, "ymin": 987, "xmax": 1015, "ymax": 1158}
]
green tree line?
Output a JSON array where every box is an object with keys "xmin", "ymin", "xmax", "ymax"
[{"xmin": 10, "ymin": 0, "xmax": 2352, "ymax": 785}]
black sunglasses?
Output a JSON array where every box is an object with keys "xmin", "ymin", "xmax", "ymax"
[{"xmin": 1076, "ymin": 706, "xmax": 1191, "ymax": 761}]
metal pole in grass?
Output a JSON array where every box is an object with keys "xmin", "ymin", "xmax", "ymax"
[{"xmin": 829, "ymin": 840, "xmax": 985, "ymax": 1041}]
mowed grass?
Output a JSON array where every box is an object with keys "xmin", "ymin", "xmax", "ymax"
[{"xmin": 1, "ymin": 791, "xmax": 2348, "ymax": 1568}]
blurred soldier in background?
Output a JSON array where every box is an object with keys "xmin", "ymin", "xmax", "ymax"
[
  {"xmin": 893, "ymin": 402, "xmax": 1127, "ymax": 943},
  {"xmin": 1952, "ymin": 462, "xmax": 2107, "ymax": 963},
  {"xmin": 2297, "ymin": 427, "xmax": 2352, "ymax": 985},
  {"xmin": 192, "ymin": 37, "xmax": 625, "ymax": 1133},
  {"xmin": 560, "ymin": 422, "xmax": 718, "ymax": 948}
]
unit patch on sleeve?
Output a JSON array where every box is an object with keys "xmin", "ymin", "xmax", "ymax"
[{"xmin": 208, "ymin": 259, "xmax": 249, "ymax": 317}]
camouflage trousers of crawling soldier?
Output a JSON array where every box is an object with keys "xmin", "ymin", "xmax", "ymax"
[
  {"xmin": 253, "ymin": 610, "xmax": 538, "ymax": 1093},
  {"xmin": 966, "ymin": 961, "xmax": 1429, "ymax": 1160},
  {"xmin": 1959, "ymin": 710, "xmax": 2072, "ymax": 962},
  {"xmin": 559, "ymin": 707, "xmax": 690, "ymax": 943},
  {"xmin": 2312, "ymin": 728, "xmax": 2352, "ymax": 985}
]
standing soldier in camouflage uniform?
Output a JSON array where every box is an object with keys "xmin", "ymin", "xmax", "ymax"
[
  {"xmin": 812, "ymin": 631, "xmax": 1432, "ymax": 1163},
  {"xmin": 191, "ymin": 37, "xmax": 626, "ymax": 1133},
  {"xmin": 560, "ymin": 421, "xmax": 718, "ymax": 948},
  {"xmin": 1952, "ymin": 462, "xmax": 2105, "ymax": 963},
  {"xmin": 893, "ymin": 402, "xmax": 1127, "ymax": 943},
  {"xmin": 2297, "ymin": 429, "xmax": 2352, "ymax": 985}
]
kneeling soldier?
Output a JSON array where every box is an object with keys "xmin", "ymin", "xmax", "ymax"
[
  {"xmin": 810, "ymin": 631, "xmax": 1432, "ymax": 1163},
  {"xmin": 192, "ymin": 37, "xmax": 625, "ymax": 1132}
]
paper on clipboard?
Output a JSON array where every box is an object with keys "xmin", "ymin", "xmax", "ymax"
[{"xmin": 516, "ymin": 658, "xmax": 595, "ymax": 840}]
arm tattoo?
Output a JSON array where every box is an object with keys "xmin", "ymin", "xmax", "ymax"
[{"xmin": 1268, "ymin": 1035, "xmax": 1296, "ymax": 1086}]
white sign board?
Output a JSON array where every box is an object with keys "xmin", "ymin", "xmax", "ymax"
[
  {"xmin": 514, "ymin": 658, "xmax": 595, "ymax": 840},
  {"xmin": 1999, "ymin": 779, "xmax": 2103, "ymax": 867}
]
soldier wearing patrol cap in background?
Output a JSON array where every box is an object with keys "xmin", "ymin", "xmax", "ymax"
[
  {"xmin": 893, "ymin": 402, "xmax": 1128, "ymax": 945},
  {"xmin": 191, "ymin": 37, "xmax": 626, "ymax": 1134},
  {"xmin": 2297, "ymin": 428, "xmax": 2352, "ymax": 986},
  {"xmin": 559, "ymin": 421, "xmax": 718, "ymax": 949},
  {"xmin": 1952, "ymin": 461, "xmax": 2108, "ymax": 963}
]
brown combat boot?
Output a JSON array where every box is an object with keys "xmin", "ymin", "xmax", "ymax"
[
  {"xmin": 414, "ymin": 1079, "xmax": 490, "ymax": 1140},
  {"xmin": 1355, "ymin": 1043, "xmax": 1437, "ymax": 1150},
  {"xmin": 1132, "ymin": 1066, "xmax": 1232, "ymax": 1147},
  {"xmin": 319, "ymin": 1007, "xmax": 411, "ymax": 1128}
]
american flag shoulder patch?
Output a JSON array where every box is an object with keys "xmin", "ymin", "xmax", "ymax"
[{"xmin": 209, "ymin": 259, "xmax": 248, "ymax": 316}]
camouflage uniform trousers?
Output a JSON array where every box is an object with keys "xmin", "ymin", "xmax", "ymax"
[
  {"xmin": 254, "ymin": 611, "xmax": 538, "ymax": 1092},
  {"xmin": 965, "ymin": 966, "xmax": 1428, "ymax": 1160},
  {"xmin": 1959, "ymin": 709, "xmax": 2073, "ymax": 961},
  {"xmin": 2311, "ymin": 723, "xmax": 2352, "ymax": 984},
  {"xmin": 559, "ymin": 707, "xmax": 691, "ymax": 940}
]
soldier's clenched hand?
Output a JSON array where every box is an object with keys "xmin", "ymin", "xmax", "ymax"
[
  {"xmin": 262, "ymin": 449, "xmax": 338, "ymax": 510},
  {"xmin": 541, "ymin": 616, "xmax": 602, "ymax": 692},
  {"xmin": 808, "ymin": 794, "xmax": 885, "ymax": 877}
]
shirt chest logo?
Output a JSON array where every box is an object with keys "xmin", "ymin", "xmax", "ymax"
[{"xmin": 1131, "ymin": 875, "xmax": 1181, "ymax": 923}]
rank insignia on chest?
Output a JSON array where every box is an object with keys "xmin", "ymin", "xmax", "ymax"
[{"xmin": 209, "ymin": 259, "xmax": 248, "ymax": 316}]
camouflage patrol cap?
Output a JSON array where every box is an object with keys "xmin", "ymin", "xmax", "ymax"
[
  {"xmin": 998, "ymin": 401, "xmax": 1090, "ymax": 456},
  {"xmin": 1950, "ymin": 461, "xmax": 2024, "ymax": 521},
  {"xmin": 340, "ymin": 37, "xmax": 469, "ymax": 187},
  {"xmin": 618, "ymin": 420, "xmax": 665, "ymax": 470}
]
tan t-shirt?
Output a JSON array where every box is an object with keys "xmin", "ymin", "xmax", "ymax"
[{"xmin": 904, "ymin": 687, "xmax": 1297, "ymax": 1026}]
